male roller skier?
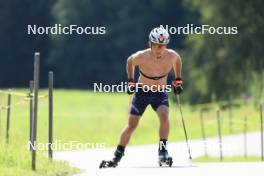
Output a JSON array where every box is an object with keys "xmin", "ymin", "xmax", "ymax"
[{"xmin": 100, "ymin": 26, "xmax": 183, "ymax": 168}]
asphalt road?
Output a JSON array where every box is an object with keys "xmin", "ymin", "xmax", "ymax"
[{"xmin": 54, "ymin": 132, "xmax": 264, "ymax": 176}]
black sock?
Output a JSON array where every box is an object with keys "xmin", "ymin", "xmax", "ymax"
[
  {"xmin": 116, "ymin": 145, "xmax": 125, "ymax": 153},
  {"xmin": 115, "ymin": 145, "xmax": 125, "ymax": 156},
  {"xmin": 114, "ymin": 145, "xmax": 125, "ymax": 162},
  {"xmin": 159, "ymin": 139, "xmax": 168, "ymax": 151}
]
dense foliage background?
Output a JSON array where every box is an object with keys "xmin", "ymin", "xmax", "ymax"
[{"xmin": 0, "ymin": 0, "xmax": 263, "ymax": 103}]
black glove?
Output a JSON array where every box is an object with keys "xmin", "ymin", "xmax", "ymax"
[
  {"xmin": 172, "ymin": 78, "xmax": 183, "ymax": 95},
  {"xmin": 127, "ymin": 78, "xmax": 136, "ymax": 94}
]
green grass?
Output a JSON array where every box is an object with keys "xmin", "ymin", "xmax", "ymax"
[
  {"xmin": 0, "ymin": 89, "xmax": 261, "ymax": 146},
  {"xmin": 0, "ymin": 89, "xmax": 262, "ymax": 175},
  {"xmin": 195, "ymin": 156, "xmax": 261, "ymax": 162},
  {"xmin": 0, "ymin": 142, "xmax": 79, "ymax": 176}
]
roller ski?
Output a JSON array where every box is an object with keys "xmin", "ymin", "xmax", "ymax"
[
  {"xmin": 99, "ymin": 160, "xmax": 118, "ymax": 168},
  {"xmin": 99, "ymin": 146, "xmax": 124, "ymax": 168},
  {"xmin": 158, "ymin": 150, "xmax": 173, "ymax": 167}
]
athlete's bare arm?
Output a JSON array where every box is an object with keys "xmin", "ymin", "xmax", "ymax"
[
  {"xmin": 126, "ymin": 52, "xmax": 143, "ymax": 80},
  {"xmin": 170, "ymin": 50, "xmax": 182, "ymax": 78}
]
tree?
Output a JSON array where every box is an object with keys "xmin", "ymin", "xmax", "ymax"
[
  {"xmin": 49, "ymin": 0, "xmax": 196, "ymax": 88},
  {"xmin": 0, "ymin": 0, "xmax": 55, "ymax": 87},
  {"xmin": 184, "ymin": 0, "xmax": 264, "ymax": 103}
]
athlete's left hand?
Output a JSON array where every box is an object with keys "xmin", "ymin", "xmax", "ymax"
[{"xmin": 172, "ymin": 78, "xmax": 183, "ymax": 95}]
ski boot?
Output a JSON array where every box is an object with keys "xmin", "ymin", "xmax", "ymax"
[
  {"xmin": 99, "ymin": 149, "xmax": 124, "ymax": 168},
  {"xmin": 158, "ymin": 150, "xmax": 173, "ymax": 167}
]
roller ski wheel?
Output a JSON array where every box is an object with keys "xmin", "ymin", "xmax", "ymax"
[
  {"xmin": 100, "ymin": 147, "xmax": 124, "ymax": 169},
  {"xmin": 99, "ymin": 160, "xmax": 118, "ymax": 168},
  {"xmin": 158, "ymin": 151, "xmax": 173, "ymax": 167},
  {"xmin": 158, "ymin": 156, "xmax": 173, "ymax": 167}
]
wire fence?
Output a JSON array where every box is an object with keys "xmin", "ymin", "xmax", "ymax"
[
  {"xmin": 198, "ymin": 102, "xmax": 264, "ymax": 161},
  {"xmin": 0, "ymin": 52, "xmax": 54, "ymax": 171}
]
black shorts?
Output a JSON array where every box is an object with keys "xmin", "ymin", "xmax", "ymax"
[{"xmin": 129, "ymin": 89, "xmax": 169, "ymax": 116}]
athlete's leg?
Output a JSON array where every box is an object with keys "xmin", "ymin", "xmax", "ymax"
[
  {"xmin": 118, "ymin": 114, "xmax": 141, "ymax": 146},
  {"xmin": 101, "ymin": 113, "xmax": 142, "ymax": 168},
  {"xmin": 156, "ymin": 105, "xmax": 172, "ymax": 164},
  {"xmin": 156, "ymin": 105, "xmax": 170, "ymax": 140},
  {"xmin": 100, "ymin": 91, "xmax": 148, "ymax": 168},
  {"xmin": 118, "ymin": 90, "xmax": 148, "ymax": 146},
  {"xmin": 151, "ymin": 92, "xmax": 170, "ymax": 153}
]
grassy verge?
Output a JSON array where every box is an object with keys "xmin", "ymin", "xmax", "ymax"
[
  {"xmin": 0, "ymin": 89, "xmax": 262, "ymax": 174},
  {"xmin": 0, "ymin": 89, "xmax": 261, "ymax": 146},
  {"xmin": 195, "ymin": 156, "xmax": 261, "ymax": 162},
  {"xmin": 0, "ymin": 142, "xmax": 79, "ymax": 176}
]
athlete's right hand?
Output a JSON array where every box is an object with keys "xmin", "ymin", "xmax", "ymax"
[{"xmin": 127, "ymin": 78, "xmax": 136, "ymax": 94}]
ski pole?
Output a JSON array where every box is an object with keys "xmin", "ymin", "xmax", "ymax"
[{"xmin": 175, "ymin": 94, "xmax": 192, "ymax": 160}]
